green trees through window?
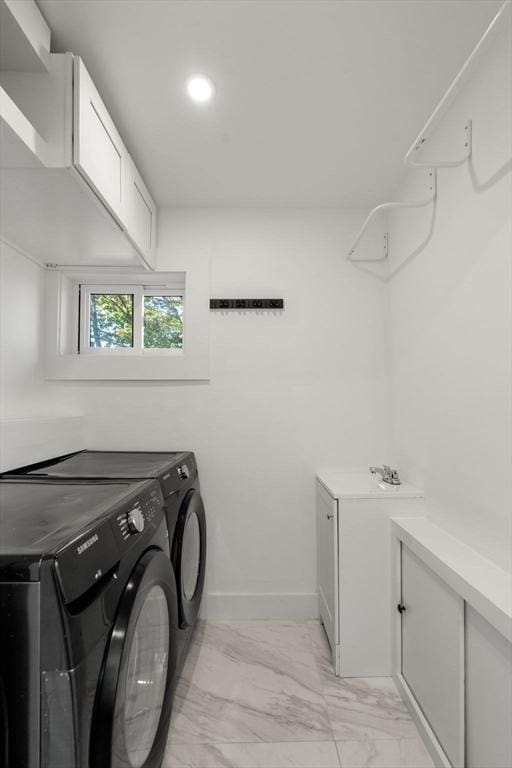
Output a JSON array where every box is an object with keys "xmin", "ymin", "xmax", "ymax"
[
  {"xmin": 89, "ymin": 293, "xmax": 183, "ymax": 349},
  {"xmin": 90, "ymin": 293, "xmax": 133, "ymax": 347},
  {"xmin": 144, "ymin": 296, "xmax": 183, "ymax": 349}
]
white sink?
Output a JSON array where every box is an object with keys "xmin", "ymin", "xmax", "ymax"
[{"xmin": 316, "ymin": 471, "xmax": 424, "ymax": 500}]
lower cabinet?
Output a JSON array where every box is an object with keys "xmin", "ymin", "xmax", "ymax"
[
  {"xmin": 394, "ymin": 529, "xmax": 512, "ymax": 768},
  {"xmin": 465, "ymin": 606, "xmax": 512, "ymax": 768},
  {"xmin": 401, "ymin": 546, "xmax": 464, "ymax": 767}
]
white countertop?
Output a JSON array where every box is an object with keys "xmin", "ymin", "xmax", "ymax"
[
  {"xmin": 317, "ymin": 471, "xmax": 424, "ymax": 499},
  {"xmin": 392, "ymin": 516, "xmax": 512, "ymax": 642}
]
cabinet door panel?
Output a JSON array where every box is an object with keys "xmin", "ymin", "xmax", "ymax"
[
  {"xmin": 465, "ymin": 606, "xmax": 512, "ymax": 768},
  {"xmin": 125, "ymin": 159, "xmax": 156, "ymax": 267},
  {"xmin": 401, "ymin": 545, "xmax": 464, "ymax": 767},
  {"xmin": 316, "ymin": 482, "xmax": 338, "ymax": 655},
  {"xmin": 73, "ymin": 57, "xmax": 125, "ymax": 221}
]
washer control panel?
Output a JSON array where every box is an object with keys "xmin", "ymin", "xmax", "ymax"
[
  {"xmin": 116, "ymin": 487, "xmax": 162, "ymax": 540},
  {"xmin": 159, "ymin": 452, "xmax": 197, "ymax": 498}
]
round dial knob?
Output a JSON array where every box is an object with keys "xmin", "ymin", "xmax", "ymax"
[
  {"xmin": 178, "ymin": 464, "xmax": 190, "ymax": 480},
  {"xmin": 126, "ymin": 507, "xmax": 144, "ymax": 534}
]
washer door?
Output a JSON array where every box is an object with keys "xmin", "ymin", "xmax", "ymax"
[
  {"xmin": 91, "ymin": 550, "xmax": 178, "ymax": 768},
  {"xmin": 172, "ymin": 489, "xmax": 206, "ymax": 629}
]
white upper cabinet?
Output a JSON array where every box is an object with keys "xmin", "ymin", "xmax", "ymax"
[
  {"xmin": 73, "ymin": 58, "xmax": 126, "ymax": 224},
  {"xmin": 72, "ymin": 57, "xmax": 156, "ymax": 267},
  {"xmin": 73, "ymin": 56, "xmax": 156, "ymax": 267},
  {"xmin": 0, "ymin": 5, "xmax": 157, "ymax": 270}
]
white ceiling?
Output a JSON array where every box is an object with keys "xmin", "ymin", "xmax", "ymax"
[{"xmin": 37, "ymin": 0, "xmax": 501, "ymax": 207}]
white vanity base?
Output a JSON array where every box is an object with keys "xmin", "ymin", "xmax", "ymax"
[{"xmin": 316, "ymin": 471, "xmax": 424, "ymax": 677}]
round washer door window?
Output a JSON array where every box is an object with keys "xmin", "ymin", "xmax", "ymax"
[
  {"xmin": 91, "ymin": 549, "xmax": 177, "ymax": 768},
  {"xmin": 120, "ymin": 585, "xmax": 169, "ymax": 768},
  {"xmin": 181, "ymin": 511, "xmax": 200, "ymax": 600}
]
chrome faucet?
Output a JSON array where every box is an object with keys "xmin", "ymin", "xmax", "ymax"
[{"xmin": 369, "ymin": 464, "xmax": 401, "ymax": 485}]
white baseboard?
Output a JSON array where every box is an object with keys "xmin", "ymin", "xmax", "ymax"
[
  {"xmin": 0, "ymin": 416, "xmax": 85, "ymax": 472},
  {"xmin": 201, "ymin": 592, "xmax": 319, "ymax": 620}
]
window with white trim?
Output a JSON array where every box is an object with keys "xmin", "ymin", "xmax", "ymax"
[
  {"xmin": 79, "ymin": 279, "xmax": 185, "ymax": 354},
  {"xmin": 45, "ymin": 259, "xmax": 210, "ymax": 381}
]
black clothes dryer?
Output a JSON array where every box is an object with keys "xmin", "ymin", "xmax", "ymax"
[
  {"xmin": 0, "ymin": 478, "xmax": 178, "ymax": 768},
  {"xmin": 12, "ymin": 451, "xmax": 206, "ymax": 671}
]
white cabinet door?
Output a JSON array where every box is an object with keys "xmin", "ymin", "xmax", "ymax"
[
  {"xmin": 73, "ymin": 57, "xmax": 127, "ymax": 224},
  {"xmin": 465, "ymin": 606, "xmax": 512, "ymax": 768},
  {"xmin": 316, "ymin": 481, "xmax": 338, "ymax": 658},
  {"xmin": 125, "ymin": 157, "xmax": 157, "ymax": 268},
  {"xmin": 401, "ymin": 545, "xmax": 464, "ymax": 767}
]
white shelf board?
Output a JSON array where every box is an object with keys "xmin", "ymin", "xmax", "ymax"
[
  {"xmin": 392, "ymin": 517, "xmax": 512, "ymax": 642},
  {"xmin": 0, "ymin": 86, "xmax": 48, "ymax": 167},
  {"xmin": 0, "ymin": 0, "xmax": 51, "ymax": 72}
]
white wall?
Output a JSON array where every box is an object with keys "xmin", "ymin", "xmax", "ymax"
[
  {"xmin": 0, "ymin": 242, "xmax": 85, "ymax": 470},
  {"xmin": 0, "ymin": 241, "xmax": 78, "ymax": 419},
  {"xmin": 74, "ymin": 209, "xmax": 390, "ymax": 618},
  {"xmin": 388, "ymin": 17, "xmax": 512, "ymax": 572}
]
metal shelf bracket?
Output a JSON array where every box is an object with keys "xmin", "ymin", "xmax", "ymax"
[
  {"xmin": 347, "ymin": 169, "xmax": 436, "ymax": 263},
  {"xmin": 405, "ymin": 120, "xmax": 472, "ymax": 169}
]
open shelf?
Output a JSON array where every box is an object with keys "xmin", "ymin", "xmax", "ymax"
[
  {"xmin": 405, "ymin": 1, "xmax": 510, "ymax": 168},
  {"xmin": 0, "ymin": 0, "xmax": 51, "ymax": 72},
  {"xmin": 0, "ymin": 86, "xmax": 49, "ymax": 167},
  {"xmin": 347, "ymin": 1, "xmax": 511, "ymax": 268}
]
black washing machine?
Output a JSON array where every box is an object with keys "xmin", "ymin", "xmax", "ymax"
[
  {"xmin": 10, "ymin": 451, "xmax": 206, "ymax": 671},
  {"xmin": 0, "ymin": 477, "xmax": 178, "ymax": 768}
]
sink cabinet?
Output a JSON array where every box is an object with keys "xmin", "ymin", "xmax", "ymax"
[
  {"xmin": 316, "ymin": 482, "xmax": 338, "ymax": 658},
  {"xmin": 315, "ymin": 473, "xmax": 424, "ymax": 676}
]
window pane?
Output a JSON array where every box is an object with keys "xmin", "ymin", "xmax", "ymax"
[
  {"xmin": 89, "ymin": 293, "xmax": 134, "ymax": 348},
  {"xmin": 144, "ymin": 296, "xmax": 183, "ymax": 349}
]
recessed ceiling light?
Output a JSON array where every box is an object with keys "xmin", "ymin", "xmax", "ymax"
[{"xmin": 186, "ymin": 75, "xmax": 214, "ymax": 103}]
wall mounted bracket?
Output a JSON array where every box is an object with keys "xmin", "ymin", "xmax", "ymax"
[
  {"xmin": 405, "ymin": 120, "xmax": 472, "ymax": 169},
  {"xmin": 347, "ymin": 169, "xmax": 436, "ymax": 263}
]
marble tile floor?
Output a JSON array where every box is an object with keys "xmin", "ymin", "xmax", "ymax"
[{"xmin": 164, "ymin": 620, "xmax": 434, "ymax": 768}]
